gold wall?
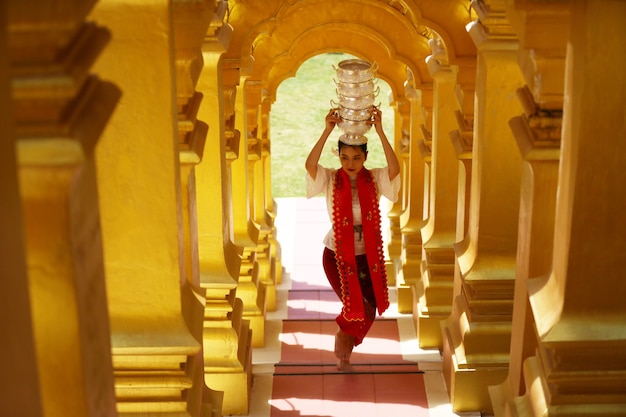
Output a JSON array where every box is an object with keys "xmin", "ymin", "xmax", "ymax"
[{"xmin": 2, "ymin": 0, "xmax": 625, "ymax": 416}]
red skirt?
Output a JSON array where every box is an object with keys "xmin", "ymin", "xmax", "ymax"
[{"xmin": 322, "ymin": 247, "xmax": 377, "ymax": 346}]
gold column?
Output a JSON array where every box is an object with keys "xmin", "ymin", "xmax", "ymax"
[
  {"xmin": 174, "ymin": 1, "xmax": 225, "ymax": 415},
  {"xmin": 503, "ymin": 1, "xmax": 626, "ymax": 415},
  {"xmin": 231, "ymin": 73, "xmax": 266, "ymax": 348},
  {"xmin": 396, "ymin": 70, "xmax": 427, "ymax": 316},
  {"xmin": 449, "ymin": 71, "xmax": 475, "ymax": 357},
  {"xmin": 385, "ymin": 98, "xmax": 406, "ymax": 287},
  {"xmin": 448, "ymin": 85, "xmax": 474, "ymax": 382},
  {"xmin": 248, "ymin": 81, "xmax": 278, "ymax": 313},
  {"xmin": 442, "ymin": 2, "xmax": 525, "ymax": 413},
  {"xmin": 1, "ymin": 6, "xmax": 43, "ymax": 414},
  {"xmin": 418, "ymin": 44, "xmax": 459, "ymax": 349},
  {"xmin": 195, "ymin": 6, "xmax": 253, "ymax": 414},
  {"xmin": 416, "ymin": 92, "xmax": 434, "ymax": 310},
  {"xmin": 489, "ymin": 87, "xmax": 561, "ymax": 416},
  {"xmin": 417, "ymin": 88, "xmax": 434, "ymax": 222},
  {"xmin": 262, "ymin": 95, "xmax": 283, "ymax": 289},
  {"xmin": 489, "ymin": 2, "xmax": 568, "ymax": 415},
  {"xmin": 10, "ymin": 1, "xmax": 120, "ymax": 415},
  {"xmin": 90, "ymin": 1, "xmax": 201, "ymax": 414}
]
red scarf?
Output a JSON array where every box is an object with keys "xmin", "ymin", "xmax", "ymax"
[{"xmin": 332, "ymin": 168, "xmax": 389, "ymax": 321}]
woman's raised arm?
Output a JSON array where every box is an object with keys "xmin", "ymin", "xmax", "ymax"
[
  {"xmin": 369, "ymin": 106, "xmax": 400, "ymax": 180},
  {"xmin": 305, "ymin": 108, "xmax": 341, "ymax": 180}
]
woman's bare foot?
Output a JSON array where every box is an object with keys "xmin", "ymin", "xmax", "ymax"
[
  {"xmin": 337, "ymin": 358, "xmax": 355, "ymax": 372},
  {"xmin": 335, "ymin": 330, "xmax": 354, "ymax": 367}
]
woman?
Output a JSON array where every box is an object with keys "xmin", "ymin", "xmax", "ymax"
[{"xmin": 305, "ymin": 106, "xmax": 400, "ymax": 371}]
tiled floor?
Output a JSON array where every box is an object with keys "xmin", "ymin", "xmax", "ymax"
[
  {"xmin": 248, "ymin": 197, "xmax": 476, "ymax": 417},
  {"xmin": 272, "ymin": 318, "xmax": 428, "ymax": 417}
]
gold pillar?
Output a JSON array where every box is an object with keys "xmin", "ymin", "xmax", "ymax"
[
  {"xmin": 385, "ymin": 97, "xmax": 406, "ymax": 287},
  {"xmin": 489, "ymin": 86, "xmax": 561, "ymax": 417},
  {"xmin": 397, "ymin": 70, "xmax": 427, "ymax": 316},
  {"xmin": 504, "ymin": 2, "xmax": 626, "ymax": 415},
  {"xmin": 195, "ymin": 7, "xmax": 253, "ymax": 414},
  {"xmin": 90, "ymin": 1, "xmax": 200, "ymax": 414},
  {"xmin": 407, "ymin": 84, "xmax": 434, "ymax": 318},
  {"xmin": 174, "ymin": 1, "xmax": 225, "ymax": 415},
  {"xmin": 262, "ymin": 95, "xmax": 283, "ymax": 288},
  {"xmin": 442, "ymin": 3, "xmax": 525, "ymax": 413},
  {"xmin": 248, "ymin": 81, "xmax": 278, "ymax": 313},
  {"xmin": 489, "ymin": 2, "xmax": 568, "ymax": 415},
  {"xmin": 450, "ymin": 66, "xmax": 475, "ymax": 250},
  {"xmin": 448, "ymin": 80, "xmax": 474, "ymax": 367},
  {"xmin": 418, "ymin": 48, "xmax": 459, "ymax": 349},
  {"xmin": 1, "ymin": 6, "xmax": 43, "ymax": 414},
  {"xmin": 10, "ymin": 1, "xmax": 120, "ymax": 415},
  {"xmin": 232, "ymin": 73, "xmax": 266, "ymax": 348},
  {"xmin": 180, "ymin": 145, "xmax": 224, "ymax": 417}
]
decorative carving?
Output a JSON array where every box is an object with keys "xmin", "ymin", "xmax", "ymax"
[
  {"xmin": 400, "ymin": 129, "xmax": 411, "ymax": 154},
  {"xmin": 418, "ymin": 125, "xmax": 432, "ymax": 158}
]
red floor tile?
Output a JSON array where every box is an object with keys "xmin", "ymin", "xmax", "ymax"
[
  {"xmin": 375, "ymin": 400, "xmax": 430, "ymax": 417},
  {"xmin": 373, "ymin": 373, "xmax": 426, "ymax": 394},
  {"xmin": 289, "ymin": 266, "xmax": 331, "ymax": 291},
  {"xmin": 271, "ymin": 372, "xmax": 429, "ymax": 417},
  {"xmin": 287, "ymin": 290, "xmax": 340, "ymax": 320},
  {"xmin": 271, "ymin": 374, "xmax": 325, "ymax": 398},
  {"xmin": 279, "ymin": 319, "xmax": 415, "ymax": 366},
  {"xmin": 322, "ymin": 373, "xmax": 375, "ymax": 396}
]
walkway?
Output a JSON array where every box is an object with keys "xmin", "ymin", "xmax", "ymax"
[{"xmin": 247, "ymin": 197, "xmax": 476, "ymax": 417}]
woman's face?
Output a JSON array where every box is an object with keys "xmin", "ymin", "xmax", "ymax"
[{"xmin": 339, "ymin": 145, "xmax": 367, "ymax": 177}]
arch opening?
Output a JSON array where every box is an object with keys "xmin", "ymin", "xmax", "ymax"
[{"xmin": 270, "ymin": 52, "xmax": 396, "ymax": 198}]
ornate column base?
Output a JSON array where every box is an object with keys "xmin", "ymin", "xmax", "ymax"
[
  {"xmin": 397, "ymin": 226, "xmax": 423, "ymax": 314},
  {"xmin": 203, "ymin": 320, "xmax": 253, "ymax": 415},
  {"xmin": 239, "ymin": 250, "xmax": 267, "ymax": 348},
  {"xmin": 114, "ymin": 352, "xmax": 197, "ymax": 415},
  {"xmin": 417, "ymin": 263, "xmax": 454, "ymax": 349},
  {"xmin": 441, "ymin": 304, "xmax": 511, "ymax": 414},
  {"xmin": 417, "ymin": 240, "xmax": 455, "ymax": 349},
  {"xmin": 202, "ymin": 285, "xmax": 251, "ymax": 416},
  {"xmin": 257, "ymin": 228, "xmax": 278, "ymax": 312},
  {"xmin": 269, "ymin": 229, "xmax": 283, "ymax": 287},
  {"xmin": 441, "ymin": 256, "xmax": 515, "ymax": 414},
  {"xmin": 386, "ymin": 210, "xmax": 403, "ymax": 287},
  {"xmin": 186, "ymin": 351, "xmax": 224, "ymax": 417}
]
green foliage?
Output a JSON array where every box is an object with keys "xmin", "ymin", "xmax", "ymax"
[{"xmin": 270, "ymin": 53, "xmax": 394, "ymax": 197}]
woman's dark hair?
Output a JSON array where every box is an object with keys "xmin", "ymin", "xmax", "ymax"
[{"xmin": 338, "ymin": 140, "xmax": 368, "ymax": 155}]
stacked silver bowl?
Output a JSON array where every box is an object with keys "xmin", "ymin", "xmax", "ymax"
[{"xmin": 332, "ymin": 59, "xmax": 379, "ymax": 145}]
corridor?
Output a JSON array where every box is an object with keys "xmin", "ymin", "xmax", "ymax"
[{"xmin": 247, "ymin": 197, "xmax": 475, "ymax": 417}]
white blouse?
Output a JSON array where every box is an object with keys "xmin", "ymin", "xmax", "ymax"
[{"xmin": 306, "ymin": 164, "xmax": 401, "ymax": 254}]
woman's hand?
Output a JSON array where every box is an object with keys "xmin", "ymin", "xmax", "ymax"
[
  {"xmin": 368, "ymin": 105, "xmax": 383, "ymax": 133},
  {"xmin": 307, "ymin": 108, "xmax": 341, "ymax": 180},
  {"xmin": 368, "ymin": 106, "xmax": 400, "ymax": 180},
  {"xmin": 325, "ymin": 107, "xmax": 341, "ymax": 132}
]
